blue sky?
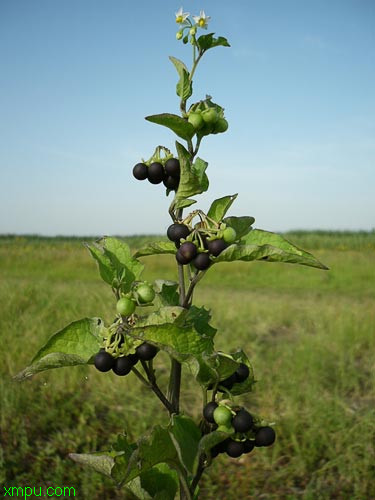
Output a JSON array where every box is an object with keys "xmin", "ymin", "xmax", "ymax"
[{"xmin": 0, "ymin": 0, "xmax": 374, "ymax": 235}]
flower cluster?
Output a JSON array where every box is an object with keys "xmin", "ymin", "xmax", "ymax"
[{"xmin": 175, "ymin": 6, "xmax": 211, "ymax": 42}]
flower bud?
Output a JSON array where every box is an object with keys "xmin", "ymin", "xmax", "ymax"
[
  {"xmin": 189, "ymin": 26, "xmax": 197, "ymax": 36},
  {"xmin": 176, "ymin": 30, "xmax": 183, "ymax": 40}
]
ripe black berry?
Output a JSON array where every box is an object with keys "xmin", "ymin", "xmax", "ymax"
[
  {"xmin": 112, "ymin": 356, "xmax": 133, "ymax": 376},
  {"xmin": 127, "ymin": 352, "xmax": 139, "ymax": 366},
  {"xmin": 207, "ymin": 238, "xmax": 228, "ymax": 257},
  {"xmin": 176, "ymin": 241, "xmax": 197, "ymax": 265},
  {"xmin": 243, "ymin": 439, "xmax": 255, "ymax": 454},
  {"xmin": 148, "ymin": 162, "xmax": 165, "ymax": 184},
  {"xmin": 94, "ymin": 350, "xmax": 115, "ymax": 372},
  {"xmin": 235, "ymin": 363, "xmax": 250, "ymax": 383},
  {"xmin": 163, "ymin": 175, "xmax": 179, "ymax": 190},
  {"xmin": 255, "ymin": 427, "xmax": 276, "ymax": 447},
  {"xmin": 192, "ymin": 252, "xmax": 211, "ymax": 271},
  {"xmin": 165, "ymin": 158, "xmax": 180, "ymax": 178},
  {"xmin": 218, "ymin": 372, "xmax": 236, "ymax": 391},
  {"xmin": 232, "ymin": 409, "xmax": 253, "ymax": 433},
  {"xmin": 226, "ymin": 439, "xmax": 245, "ymax": 458},
  {"xmin": 167, "ymin": 223, "xmax": 191, "ymax": 242},
  {"xmin": 136, "ymin": 342, "xmax": 158, "ymax": 361},
  {"xmin": 132, "ymin": 163, "xmax": 148, "ymax": 180},
  {"xmin": 203, "ymin": 401, "xmax": 218, "ymax": 423}
]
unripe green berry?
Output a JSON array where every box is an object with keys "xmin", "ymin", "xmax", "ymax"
[{"xmin": 213, "ymin": 405, "xmax": 232, "ymax": 426}]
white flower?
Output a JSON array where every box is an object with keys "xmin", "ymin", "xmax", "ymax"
[
  {"xmin": 192, "ymin": 10, "xmax": 211, "ymax": 29},
  {"xmin": 175, "ymin": 7, "xmax": 190, "ymax": 25}
]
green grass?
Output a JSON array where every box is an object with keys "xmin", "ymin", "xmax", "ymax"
[{"xmin": 1, "ymin": 233, "xmax": 374, "ymax": 499}]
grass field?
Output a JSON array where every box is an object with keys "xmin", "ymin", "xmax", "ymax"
[{"xmin": 1, "ymin": 232, "xmax": 374, "ymax": 499}]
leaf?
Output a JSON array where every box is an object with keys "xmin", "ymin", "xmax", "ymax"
[
  {"xmin": 133, "ymin": 241, "xmax": 176, "ymax": 258},
  {"xmin": 174, "ymin": 198, "xmax": 197, "ymax": 210},
  {"xmin": 85, "ymin": 243, "xmax": 114, "ymax": 286},
  {"xmin": 207, "ymin": 194, "xmax": 238, "ymax": 222},
  {"xmin": 140, "ymin": 464, "xmax": 179, "ymax": 500},
  {"xmin": 222, "ymin": 216, "xmax": 255, "ymax": 239},
  {"xmin": 197, "ymin": 431, "xmax": 230, "ymax": 459},
  {"xmin": 197, "ymin": 33, "xmax": 230, "ymax": 51},
  {"xmin": 169, "ymin": 415, "xmax": 201, "ymax": 474},
  {"xmin": 14, "ymin": 318, "xmax": 104, "ymax": 381},
  {"xmin": 153, "ymin": 280, "xmax": 179, "ymax": 307},
  {"xmin": 145, "ymin": 113, "xmax": 195, "ymax": 141},
  {"xmin": 215, "ymin": 229, "xmax": 329, "ymax": 270},
  {"xmin": 174, "ymin": 142, "xmax": 209, "ymax": 205},
  {"xmin": 69, "ymin": 452, "xmax": 116, "ymax": 478},
  {"xmin": 169, "ymin": 56, "xmax": 192, "ymax": 101}
]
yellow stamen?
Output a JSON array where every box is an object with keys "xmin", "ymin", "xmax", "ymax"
[
  {"xmin": 199, "ymin": 19, "xmax": 205, "ymax": 27},
  {"xmin": 176, "ymin": 15, "xmax": 183, "ymax": 23}
]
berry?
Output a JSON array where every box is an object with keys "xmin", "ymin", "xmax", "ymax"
[
  {"xmin": 202, "ymin": 108, "xmax": 218, "ymax": 125},
  {"xmin": 203, "ymin": 401, "xmax": 218, "ymax": 423},
  {"xmin": 167, "ymin": 223, "xmax": 191, "ymax": 242},
  {"xmin": 176, "ymin": 241, "xmax": 197, "ymax": 264},
  {"xmin": 235, "ymin": 363, "xmax": 250, "ymax": 383},
  {"xmin": 213, "ymin": 118, "xmax": 229, "ymax": 134},
  {"xmin": 188, "ymin": 112, "xmax": 204, "ymax": 130},
  {"xmin": 112, "ymin": 356, "xmax": 133, "ymax": 376},
  {"xmin": 218, "ymin": 373, "xmax": 236, "ymax": 391},
  {"xmin": 127, "ymin": 352, "xmax": 139, "ymax": 366},
  {"xmin": 243, "ymin": 439, "xmax": 255, "ymax": 454},
  {"xmin": 116, "ymin": 297, "xmax": 136, "ymax": 316},
  {"xmin": 163, "ymin": 175, "xmax": 179, "ymax": 190},
  {"xmin": 148, "ymin": 162, "xmax": 165, "ymax": 184},
  {"xmin": 133, "ymin": 163, "xmax": 148, "ymax": 180},
  {"xmin": 136, "ymin": 342, "xmax": 158, "ymax": 361},
  {"xmin": 232, "ymin": 409, "xmax": 253, "ymax": 433},
  {"xmin": 213, "ymin": 406, "xmax": 232, "ymax": 426},
  {"xmin": 136, "ymin": 284, "xmax": 155, "ymax": 304},
  {"xmin": 192, "ymin": 252, "xmax": 211, "ymax": 271},
  {"xmin": 255, "ymin": 427, "xmax": 276, "ymax": 447},
  {"xmin": 164, "ymin": 158, "xmax": 180, "ymax": 178},
  {"xmin": 226, "ymin": 440, "xmax": 245, "ymax": 458},
  {"xmin": 222, "ymin": 227, "xmax": 237, "ymax": 244},
  {"xmin": 207, "ymin": 238, "xmax": 227, "ymax": 257},
  {"xmin": 94, "ymin": 351, "xmax": 114, "ymax": 372}
]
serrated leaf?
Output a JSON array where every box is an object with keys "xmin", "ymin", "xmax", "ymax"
[
  {"xmin": 154, "ymin": 280, "xmax": 180, "ymax": 306},
  {"xmin": 215, "ymin": 229, "xmax": 329, "ymax": 269},
  {"xmin": 145, "ymin": 113, "xmax": 195, "ymax": 141},
  {"xmin": 207, "ymin": 194, "xmax": 238, "ymax": 222},
  {"xmin": 169, "ymin": 415, "xmax": 201, "ymax": 474},
  {"xmin": 222, "ymin": 216, "xmax": 255, "ymax": 239},
  {"xmin": 14, "ymin": 318, "xmax": 103, "ymax": 381},
  {"xmin": 69, "ymin": 451, "xmax": 116, "ymax": 478},
  {"xmin": 174, "ymin": 142, "xmax": 209, "ymax": 205},
  {"xmin": 133, "ymin": 241, "xmax": 176, "ymax": 258},
  {"xmin": 169, "ymin": 56, "xmax": 192, "ymax": 101}
]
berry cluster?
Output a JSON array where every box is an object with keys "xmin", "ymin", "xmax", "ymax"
[
  {"xmin": 203, "ymin": 400, "xmax": 276, "ymax": 458},
  {"xmin": 187, "ymin": 97, "xmax": 228, "ymax": 137},
  {"xmin": 209, "ymin": 362, "xmax": 250, "ymax": 392},
  {"xmin": 167, "ymin": 222, "xmax": 237, "ymax": 271},
  {"xmin": 133, "ymin": 158, "xmax": 181, "ymax": 191},
  {"xmin": 94, "ymin": 342, "xmax": 159, "ymax": 376}
]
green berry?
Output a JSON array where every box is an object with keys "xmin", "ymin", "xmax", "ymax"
[
  {"xmin": 202, "ymin": 108, "xmax": 218, "ymax": 124},
  {"xmin": 222, "ymin": 227, "xmax": 237, "ymax": 244},
  {"xmin": 213, "ymin": 405, "xmax": 233, "ymax": 426},
  {"xmin": 188, "ymin": 112, "xmax": 204, "ymax": 130},
  {"xmin": 136, "ymin": 284, "xmax": 155, "ymax": 304},
  {"xmin": 116, "ymin": 297, "xmax": 136, "ymax": 316}
]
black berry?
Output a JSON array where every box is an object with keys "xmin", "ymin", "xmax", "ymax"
[
  {"xmin": 163, "ymin": 175, "xmax": 179, "ymax": 190},
  {"xmin": 243, "ymin": 439, "xmax": 255, "ymax": 454},
  {"xmin": 235, "ymin": 363, "xmax": 250, "ymax": 383},
  {"xmin": 207, "ymin": 238, "xmax": 228, "ymax": 257},
  {"xmin": 218, "ymin": 372, "xmax": 236, "ymax": 391},
  {"xmin": 127, "ymin": 352, "xmax": 139, "ymax": 366},
  {"xmin": 232, "ymin": 409, "xmax": 253, "ymax": 433},
  {"xmin": 148, "ymin": 162, "xmax": 165, "ymax": 184},
  {"xmin": 165, "ymin": 158, "xmax": 180, "ymax": 178},
  {"xmin": 132, "ymin": 163, "xmax": 148, "ymax": 180},
  {"xmin": 203, "ymin": 401, "xmax": 218, "ymax": 423},
  {"xmin": 255, "ymin": 427, "xmax": 276, "ymax": 447},
  {"xmin": 136, "ymin": 342, "xmax": 158, "ymax": 361},
  {"xmin": 226, "ymin": 439, "xmax": 245, "ymax": 458},
  {"xmin": 94, "ymin": 351, "xmax": 115, "ymax": 372},
  {"xmin": 176, "ymin": 241, "xmax": 197, "ymax": 265},
  {"xmin": 193, "ymin": 253, "xmax": 211, "ymax": 271},
  {"xmin": 112, "ymin": 356, "xmax": 133, "ymax": 376},
  {"xmin": 167, "ymin": 223, "xmax": 191, "ymax": 242}
]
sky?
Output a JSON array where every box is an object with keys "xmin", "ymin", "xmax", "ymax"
[{"xmin": 0, "ymin": 0, "xmax": 374, "ymax": 236}]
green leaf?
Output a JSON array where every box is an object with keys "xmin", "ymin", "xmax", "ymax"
[
  {"xmin": 174, "ymin": 198, "xmax": 197, "ymax": 210},
  {"xmin": 174, "ymin": 142, "xmax": 209, "ymax": 205},
  {"xmin": 140, "ymin": 464, "xmax": 179, "ymax": 500},
  {"xmin": 85, "ymin": 243, "xmax": 114, "ymax": 286},
  {"xmin": 145, "ymin": 113, "xmax": 195, "ymax": 141},
  {"xmin": 197, "ymin": 33, "xmax": 230, "ymax": 51},
  {"xmin": 197, "ymin": 431, "xmax": 230, "ymax": 459},
  {"xmin": 133, "ymin": 241, "xmax": 176, "ymax": 258},
  {"xmin": 222, "ymin": 216, "xmax": 255, "ymax": 239},
  {"xmin": 169, "ymin": 415, "xmax": 201, "ymax": 474},
  {"xmin": 69, "ymin": 451, "xmax": 116, "ymax": 478},
  {"xmin": 154, "ymin": 280, "xmax": 179, "ymax": 306},
  {"xmin": 215, "ymin": 229, "xmax": 329, "ymax": 269},
  {"xmin": 169, "ymin": 56, "xmax": 192, "ymax": 101},
  {"xmin": 14, "ymin": 318, "xmax": 104, "ymax": 381},
  {"xmin": 207, "ymin": 194, "xmax": 238, "ymax": 222}
]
